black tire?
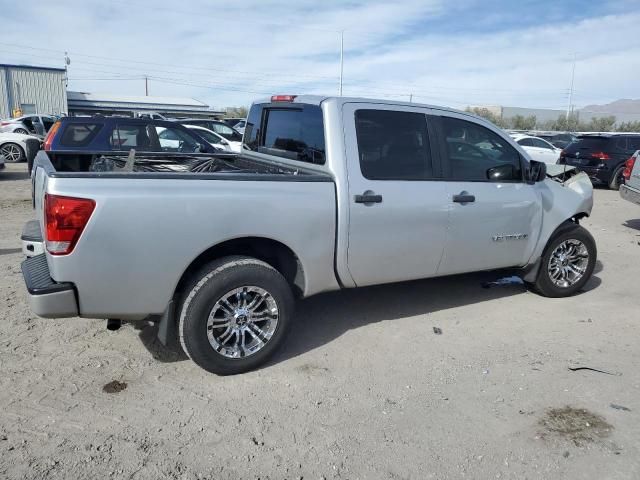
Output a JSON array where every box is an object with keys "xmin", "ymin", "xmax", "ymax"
[
  {"xmin": 0, "ymin": 143, "xmax": 25, "ymax": 163},
  {"xmin": 14, "ymin": 128, "xmax": 28, "ymax": 135},
  {"xmin": 178, "ymin": 256, "xmax": 294, "ymax": 375},
  {"xmin": 532, "ymin": 224, "xmax": 596, "ymax": 298},
  {"xmin": 608, "ymin": 164, "xmax": 625, "ymax": 190}
]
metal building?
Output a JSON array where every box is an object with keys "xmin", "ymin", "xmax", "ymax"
[
  {"xmin": 0, "ymin": 64, "xmax": 67, "ymax": 119},
  {"xmin": 67, "ymin": 91, "xmax": 223, "ymax": 119}
]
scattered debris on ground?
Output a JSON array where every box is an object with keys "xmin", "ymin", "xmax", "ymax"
[
  {"xmin": 568, "ymin": 366, "xmax": 621, "ymax": 376},
  {"xmin": 433, "ymin": 327, "xmax": 442, "ymax": 335},
  {"xmin": 610, "ymin": 404, "xmax": 631, "ymax": 412},
  {"xmin": 539, "ymin": 406, "xmax": 613, "ymax": 446},
  {"xmin": 102, "ymin": 380, "xmax": 128, "ymax": 393}
]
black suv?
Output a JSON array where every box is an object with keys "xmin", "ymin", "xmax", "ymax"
[{"xmin": 559, "ymin": 134, "xmax": 640, "ymax": 189}]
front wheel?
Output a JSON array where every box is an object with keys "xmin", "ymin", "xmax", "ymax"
[
  {"xmin": 531, "ymin": 224, "xmax": 597, "ymax": 297},
  {"xmin": 178, "ymin": 256, "xmax": 294, "ymax": 375},
  {"xmin": 14, "ymin": 128, "xmax": 28, "ymax": 135}
]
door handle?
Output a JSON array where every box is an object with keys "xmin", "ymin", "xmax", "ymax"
[
  {"xmin": 452, "ymin": 191, "xmax": 475, "ymax": 203},
  {"xmin": 354, "ymin": 190, "xmax": 383, "ymax": 205}
]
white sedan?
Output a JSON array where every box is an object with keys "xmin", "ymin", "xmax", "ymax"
[
  {"xmin": 186, "ymin": 125, "xmax": 242, "ymax": 153},
  {"xmin": 0, "ymin": 132, "xmax": 37, "ymax": 163},
  {"xmin": 511, "ymin": 134, "xmax": 561, "ymax": 164}
]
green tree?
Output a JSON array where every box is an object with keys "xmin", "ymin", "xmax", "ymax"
[
  {"xmin": 225, "ymin": 106, "xmax": 248, "ymax": 118},
  {"xmin": 465, "ymin": 107, "xmax": 507, "ymax": 128},
  {"xmin": 509, "ymin": 114, "xmax": 537, "ymax": 130},
  {"xmin": 584, "ymin": 115, "xmax": 616, "ymax": 132},
  {"xmin": 617, "ymin": 121, "xmax": 640, "ymax": 132}
]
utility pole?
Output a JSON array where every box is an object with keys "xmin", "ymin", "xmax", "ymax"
[
  {"xmin": 339, "ymin": 30, "xmax": 344, "ymax": 96},
  {"xmin": 566, "ymin": 53, "xmax": 576, "ymax": 125},
  {"xmin": 409, "ymin": 93, "xmax": 413, "ymax": 103},
  {"xmin": 145, "ymin": 76, "xmax": 149, "ymax": 96}
]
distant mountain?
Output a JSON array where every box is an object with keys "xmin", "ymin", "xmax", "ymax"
[{"xmin": 581, "ymin": 99, "xmax": 640, "ymax": 114}]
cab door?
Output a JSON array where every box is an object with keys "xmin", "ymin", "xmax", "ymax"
[
  {"xmin": 433, "ymin": 113, "xmax": 542, "ymax": 275},
  {"xmin": 343, "ymin": 103, "xmax": 449, "ymax": 287}
]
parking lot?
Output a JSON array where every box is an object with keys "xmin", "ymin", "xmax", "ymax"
[{"xmin": 1, "ymin": 160, "xmax": 639, "ymax": 479}]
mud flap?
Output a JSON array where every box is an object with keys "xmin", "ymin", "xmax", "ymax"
[{"xmin": 156, "ymin": 300, "xmax": 176, "ymax": 346}]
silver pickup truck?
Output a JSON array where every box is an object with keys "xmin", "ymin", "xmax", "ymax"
[
  {"xmin": 620, "ymin": 150, "xmax": 640, "ymax": 205},
  {"xmin": 22, "ymin": 95, "xmax": 597, "ymax": 375}
]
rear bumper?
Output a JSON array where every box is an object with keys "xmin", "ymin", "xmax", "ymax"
[
  {"xmin": 21, "ymin": 219, "xmax": 45, "ymax": 257},
  {"xmin": 620, "ymin": 184, "xmax": 640, "ymax": 205},
  {"xmin": 21, "ymin": 254, "xmax": 78, "ymax": 318}
]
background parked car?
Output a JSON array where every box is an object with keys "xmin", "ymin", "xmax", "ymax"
[
  {"xmin": 0, "ymin": 115, "xmax": 57, "ymax": 137},
  {"xmin": 0, "ymin": 132, "xmax": 41, "ymax": 163},
  {"xmin": 185, "ymin": 125, "xmax": 242, "ymax": 153},
  {"xmin": 43, "ymin": 117, "xmax": 221, "ymax": 155},
  {"xmin": 559, "ymin": 133, "xmax": 640, "ymax": 190},
  {"xmin": 179, "ymin": 119, "xmax": 243, "ymax": 142},
  {"xmin": 511, "ymin": 134, "xmax": 561, "ymax": 164},
  {"xmin": 535, "ymin": 132, "xmax": 577, "ymax": 149}
]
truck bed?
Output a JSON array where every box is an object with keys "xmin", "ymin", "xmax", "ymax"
[{"xmin": 44, "ymin": 150, "xmax": 325, "ymax": 180}]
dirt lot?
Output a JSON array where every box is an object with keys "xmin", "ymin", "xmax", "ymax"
[{"xmin": 1, "ymin": 161, "xmax": 639, "ymax": 479}]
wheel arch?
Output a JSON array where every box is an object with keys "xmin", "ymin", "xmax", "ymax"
[{"xmin": 173, "ymin": 236, "xmax": 306, "ymax": 300}]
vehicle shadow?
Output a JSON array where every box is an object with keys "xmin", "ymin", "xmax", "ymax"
[
  {"xmin": 132, "ymin": 268, "xmax": 603, "ymax": 367},
  {"xmin": 623, "ymin": 219, "xmax": 640, "ymax": 231},
  {"xmin": 132, "ymin": 321, "xmax": 189, "ymax": 363},
  {"xmin": 272, "ymin": 268, "xmax": 602, "ymax": 367},
  {"xmin": 0, "ymin": 169, "xmax": 30, "ymax": 181}
]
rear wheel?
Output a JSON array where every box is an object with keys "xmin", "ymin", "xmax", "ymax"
[
  {"xmin": 608, "ymin": 164, "xmax": 625, "ymax": 190},
  {"xmin": 532, "ymin": 224, "xmax": 596, "ymax": 297},
  {"xmin": 178, "ymin": 256, "xmax": 294, "ymax": 375},
  {"xmin": 14, "ymin": 128, "xmax": 28, "ymax": 135},
  {"xmin": 0, "ymin": 143, "xmax": 25, "ymax": 163}
]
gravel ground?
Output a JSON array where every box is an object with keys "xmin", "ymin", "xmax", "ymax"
[{"xmin": 1, "ymin": 161, "xmax": 639, "ymax": 479}]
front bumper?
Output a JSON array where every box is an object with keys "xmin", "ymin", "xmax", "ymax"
[
  {"xmin": 620, "ymin": 184, "xmax": 640, "ymax": 205},
  {"xmin": 21, "ymin": 254, "xmax": 78, "ymax": 318}
]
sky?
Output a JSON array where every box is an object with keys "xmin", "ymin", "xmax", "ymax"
[{"xmin": 1, "ymin": 0, "xmax": 639, "ymax": 111}]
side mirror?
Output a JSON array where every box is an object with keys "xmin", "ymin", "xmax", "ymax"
[
  {"xmin": 197, "ymin": 144, "xmax": 207, "ymax": 153},
  {"xmin": 527, "ymin": 160, "xmax": 547, "ymax": 183},
  {"xmin": 487, "ymin": 163, "xmax": 516, "ymax": 181}
]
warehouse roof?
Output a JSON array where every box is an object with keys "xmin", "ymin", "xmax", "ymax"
[
  {"xmin": 67, "ymin": 91, "xmax": 209, "ymax": 108},
  {"xmin": 0, "ymin": 63, "xmax": 66, "ymax": 72}
]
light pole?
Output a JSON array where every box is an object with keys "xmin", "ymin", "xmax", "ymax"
[
  {"xmin": 566, "ymin": 53, "xmax": 576, "ymax": 126},
  {"xmin": 339, "ymin": 30, "xmax": 344, "ymax": 96}
]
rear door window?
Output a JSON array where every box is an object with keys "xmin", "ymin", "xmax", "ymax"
[
  {"xmin": 628, "ymin": 137, "xmax": 640, "ymax": 152},
  {"xmin": 245, "ymin": 105, "xmax": 326, "ymax": 164},
  {"xmin": 59, "ymin": 123, "xmax": 103, "ymax": 147},
  {"xmin": 354, "ymin": 109, "xmax": 433, "ymax": 180}
]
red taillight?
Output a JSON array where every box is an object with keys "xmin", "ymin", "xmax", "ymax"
[
  {"xmin": 0, "ymin": 121, "xmax": 10, "ymax": 126},
  {"xmin": 271, "ymin": 95, "xmax": 297, "ymax": 102},
  {"xmin": 590, "ymin": 151, "xmax": 611, "ymax": 160},
  {"xmin": 43, "ymin": 121, "xmax": 61, "ymax": 151},
  {"xmin": 623, "ymin": 156, "xmax": 636, "ymax": 181},
  {"xmin": 45, "ymin": 194, "xmax": 95, "ymax": 255}
]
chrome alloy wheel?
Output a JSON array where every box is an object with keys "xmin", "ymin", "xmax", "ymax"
[
  {"xmin": 0, "ymin": 143, "xmax": 22, "ymax": 162},
  {"xmin": 206, "ymin": 286, "xmax": 279, "ymax": 358},
  {"xmin": 547, "ymin": 239, "xmax": 589, "ymax": 288}
]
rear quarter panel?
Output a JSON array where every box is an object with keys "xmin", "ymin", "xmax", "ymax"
[{"xmin": 44, "ymin": 176, "xmax": 338, "ymax": 318}]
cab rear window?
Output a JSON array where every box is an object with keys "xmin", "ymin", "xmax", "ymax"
[
  {"xmin": 59, "ymin": 123, "xmax": 103, "ymax": 147},
  {"xmin": 244, "ymin": 104, "xmax": 325, "ymax": 164}
]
